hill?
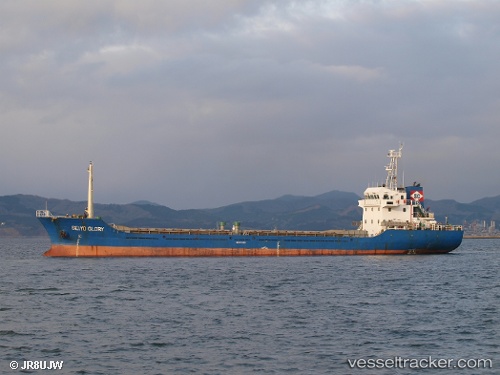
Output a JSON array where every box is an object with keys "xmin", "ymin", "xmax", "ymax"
[{"xmin": 0, "ymin": 192, "xmax": 499, "ymax": 237}]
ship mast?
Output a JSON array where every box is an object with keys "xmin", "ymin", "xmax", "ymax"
[
  {"xmin": 385, "ymin": 144, "xmax": 403, "ymax": 190},
  {"xmin": 87, "ymin": 162, "xmax": 94, "ymax": 218}
]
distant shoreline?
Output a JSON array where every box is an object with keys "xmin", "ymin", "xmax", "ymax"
[{"xmin": 464, "ymin": 235, "xmax": 500, "ymax": 239}]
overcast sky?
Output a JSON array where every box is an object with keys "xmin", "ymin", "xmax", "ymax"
[{"xmin": 1, "ymin": 0, "xmax": 499, "ymax": 209}]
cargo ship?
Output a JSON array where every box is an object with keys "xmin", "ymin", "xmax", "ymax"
[{"xmin": 37, "ymin": 146, "xmax": 463, "ymax": 257}]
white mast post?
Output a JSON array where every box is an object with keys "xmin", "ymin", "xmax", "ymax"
[
  {"xmin": 87, "ymin": 162, "xmax": 94, "ymax": 218},
  {"xmin": 385, "ymin": 144, "xmax": 403, "ymax": 190}
]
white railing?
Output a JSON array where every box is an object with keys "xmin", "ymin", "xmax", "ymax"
[{"xmin": 36, "ymin": 210, "xmax": 53, "ymax": 218}]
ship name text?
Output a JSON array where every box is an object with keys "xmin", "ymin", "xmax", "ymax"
[{"xmin": 71, "ymin": 225, "xmax": 104, "ymax": 232}]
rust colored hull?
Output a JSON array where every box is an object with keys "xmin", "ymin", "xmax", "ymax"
[
  {"xmin": 38, "ymin": 216, "xmax": 463, "ymax": 257},
  {"xmin": 44, "ymin": 245, "xmax": 451, "ymax": 257}
]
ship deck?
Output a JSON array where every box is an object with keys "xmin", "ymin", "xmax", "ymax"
[{"xmin": 110, "ymin": 224, "xmax": 369, "ymax": 238}]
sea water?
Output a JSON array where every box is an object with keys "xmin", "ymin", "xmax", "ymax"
[{"xmin": 0, "ymin": 238, "xmax": 498, "ymax": 374}]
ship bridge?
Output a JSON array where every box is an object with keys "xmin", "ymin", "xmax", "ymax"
[{"xmin": 358, "ymin": 146, "xmax": 462, "ymax": 236}]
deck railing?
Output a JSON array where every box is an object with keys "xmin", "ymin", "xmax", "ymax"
[{"xmin": 36, "ymin": 210, "xmax": 53, "ymax": 218}]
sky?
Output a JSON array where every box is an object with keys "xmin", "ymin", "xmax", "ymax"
[{"xmin": 1, "ymin": 0, "xmax": 499, "ymax": 209}]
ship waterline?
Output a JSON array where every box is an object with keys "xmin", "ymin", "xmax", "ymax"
[{"xmin": 43, "ymin": 246, "xmax": 457, "ymax": 257}]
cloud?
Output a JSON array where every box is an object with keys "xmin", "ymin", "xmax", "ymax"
[
  {"xmin": 315, "ymin": 63, "xmax": 384, "ymax": 82},
  {"xmin": 1, "ymin": 0, "xmax": 499, "ymax": 209}
]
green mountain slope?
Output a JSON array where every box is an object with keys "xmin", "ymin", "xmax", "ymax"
[{"xmin": 1, "ymin": 192, "xmax": 499, "ymax": 237}]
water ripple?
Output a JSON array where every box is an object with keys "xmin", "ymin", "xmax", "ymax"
[{"xmin": 0, "ymin": 238, "xmax": 498, "ymax": 374}]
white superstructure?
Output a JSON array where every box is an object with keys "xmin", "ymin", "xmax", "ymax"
[{"xmin": 358, "ymin": 146, "xmax": 441, "ymax": 236}]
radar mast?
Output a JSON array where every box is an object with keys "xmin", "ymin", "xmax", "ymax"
[{"xmin": 385, "ymin": 144, "xmax": 403, "ymax": 190}]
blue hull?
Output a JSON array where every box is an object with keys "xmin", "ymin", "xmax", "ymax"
[{"xmin": 38, "ymin": 217, "xmax": 464, "ymax": 257}]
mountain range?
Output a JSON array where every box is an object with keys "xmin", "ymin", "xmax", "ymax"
[{"xmin": 0, "ymin": 191, "xmax": 499, "ymax": 237}]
